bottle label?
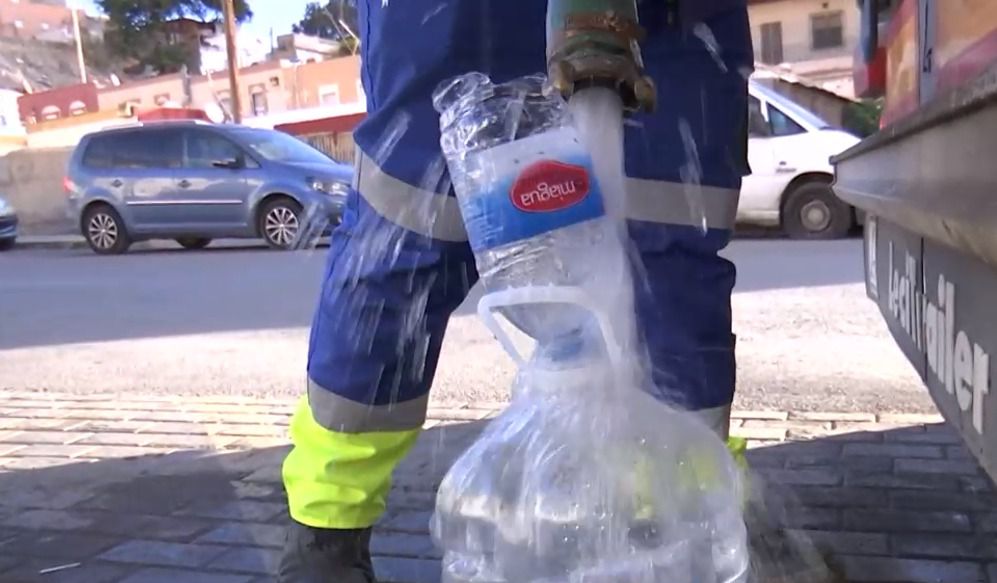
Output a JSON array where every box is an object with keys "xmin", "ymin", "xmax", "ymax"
[{"xmin": 459, "ymin": 130, "xmax": 606, "ymax": 252}]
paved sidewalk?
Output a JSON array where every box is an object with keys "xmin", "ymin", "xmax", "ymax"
[{"xmin": 0, "ymin": 392, "xmax": 995, "ymax": 583}]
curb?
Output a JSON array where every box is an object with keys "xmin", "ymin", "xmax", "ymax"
[
  {"xmin": 10, "ymin": 238, "xmax": 288, "ymax": 252},
  {"xmin": 12, "ymin": 237, "xmax": 88, "ymax": 250}
]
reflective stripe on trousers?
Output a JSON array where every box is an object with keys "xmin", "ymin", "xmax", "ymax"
[
  {"xmin": 353, "ymin": 151, "xmax": 741, "ymax": 241},
  {"xmin": 304, "ymin": 365, "xmax": 734, "ymax": 437}
]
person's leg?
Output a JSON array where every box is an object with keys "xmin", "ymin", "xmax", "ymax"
[
  {"xmin": 280, "ymin": 1, "xmax": 547, "ymax": 581},
  {"xmin": 624, "ymin": 5, "xmax": 753, "ymax": 438}
]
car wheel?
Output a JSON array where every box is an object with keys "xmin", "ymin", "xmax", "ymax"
[
  {"xmin": 781, "ymin": 182, "xmax": 853, "ymax": 240},
  {"xmin": 259, "ymin": 198, "xmax": 303, "ymax": 250},
  {"xmin": 176, "ymin": 237, "xmax": 212, "ymax": 250},
  {"xmin": 0, "ymin": 237, "xmax": 14, "ymax": 251},
  {"xmin": 83, "ymin": 204, "xmax": 131, "ymax": 254}
]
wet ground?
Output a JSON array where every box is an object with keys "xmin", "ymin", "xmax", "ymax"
[{"xmin": 0, "ymin": 393, "xmax": 990, "ymax": 583}]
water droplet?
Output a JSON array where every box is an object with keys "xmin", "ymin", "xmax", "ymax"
[
  {"xmin": 678, "ymin": 118, "xmax": 709, "ymax": 235},
  {"xmin": 693, "ymin": 23, "xmax": 727, "ymax": 73},
  {"xmin": 371, "ymin": 110, "xmax": 411, "ymax": 168},
  {"xmin": 421, "ymin": 3, "xmax": 447, "ymax": 25}
]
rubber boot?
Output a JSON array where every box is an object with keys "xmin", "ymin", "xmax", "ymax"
[{"xmin": 278, "ymin": 522, "xmax": 376, "ymax": 583}]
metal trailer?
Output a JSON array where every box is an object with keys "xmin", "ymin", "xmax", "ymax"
[{"xmin": 832, "ymin": 0, "xmax": 997, "ymax": 479}]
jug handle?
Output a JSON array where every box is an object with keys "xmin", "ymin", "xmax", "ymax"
[{"xmin": 477, "ymin": 286, "xmax": 623, "ymax": 368}]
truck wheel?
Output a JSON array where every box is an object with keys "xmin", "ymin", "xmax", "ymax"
[
  {"xmin": 83, "ymin": 204, "xmax": 131, "ymax": 255},
  {"xmin": 176, "ymin": 237, "xmax": 212, "ymax": 250},
  {"xmin": 781, "ymin": 182, "xmax": 853, "ymax": 240}
]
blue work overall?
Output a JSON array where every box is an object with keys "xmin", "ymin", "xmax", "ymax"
[{"xmin": 284, "ymin": 0, "xmax": 753, "ymax": 529}]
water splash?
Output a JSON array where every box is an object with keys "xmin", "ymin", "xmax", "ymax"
[
  {"xmin": 371, "ymin": 111, "xmax": 412, "ymax": 168},
  {"xmin": 289, "ymin": 200, "xmax": 332, "ymax": 253},
  {"xmin": 422, "ymin": 3, "xmax": 447, "ymax": 25},
  {"xmin": 693, "ymin": 23, "xmax": 727, "ymax": 73},
  {"xmin": 678, "ymin": 119, "xmax": 709, "ymax": 235}
]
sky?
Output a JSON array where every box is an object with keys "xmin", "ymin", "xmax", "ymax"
[{"xmin": 79, "ymin": 0, "xmax": 313, "ymax": 40}]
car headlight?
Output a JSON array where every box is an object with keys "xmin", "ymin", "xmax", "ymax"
[
  {"xmin": 0, "ymin": 199, "xmax": 14, "ymax": 218},
  {"xmin": 309, "ymin": 179, "xmax": 350, "ymax": 198}
]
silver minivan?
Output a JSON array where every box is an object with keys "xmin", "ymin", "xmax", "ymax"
[{"xmin": 66, "ymin": 121, "xmax": 353, "ymax": 254}]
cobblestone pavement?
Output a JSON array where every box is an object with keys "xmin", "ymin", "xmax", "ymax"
[{"xmin": 0, "ymin": 392, "xmax": 995, "ymax": 583}]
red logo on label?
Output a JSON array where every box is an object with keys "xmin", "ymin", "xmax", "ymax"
[{"xmin": 510, "ymin": 160, "xmax": 590, "ymax": 213}]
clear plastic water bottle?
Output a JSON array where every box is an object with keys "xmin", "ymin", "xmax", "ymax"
[
  {"xmin": 431, "ymin": 72, "xmax": 750, "ymax": 583},
  {"xmin": 433, "ymin": 73, "xmax": 627, "ymax": 345},
  {"xmin": 430, "ymin": 347, "xmax": 751, "ymax": 583}
]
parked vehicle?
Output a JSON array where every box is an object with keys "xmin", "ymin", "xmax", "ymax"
[
  {"xmin": 0, "ymin": 194, "xmax": 17, "ymax": 251},
  {"xmin": 65, "ymin": 121, "xmax": 353, "ymax": 254},
  {"xmin": 740, "ymin": 81, "xmax": 862, "ymax": 239}
]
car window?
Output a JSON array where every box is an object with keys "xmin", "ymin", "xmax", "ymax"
[
  {"xmin": 748, "ymin": 96, "xmax": 770, "ymax": 138},
  {"xmin": 233, "ymin": 128, "xmax": 333, "ymax": 166},
  {"xmin": 186, "ymin": 131, "xmax": 251, "ymax": 169},
  {"xmin": 85, "ymin": 130, "xmax": 183, "ymax": 169},
  {"xmin": 81, "ymin": 135, "xmax": 114, "ymax": 168},
  {"xmin": 768, "ymin": 104, "xmax": 807, "ymax": 137}
]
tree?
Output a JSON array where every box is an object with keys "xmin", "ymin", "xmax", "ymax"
[
  {"xmin": 842, "ymin": 98, "xmax": 883, "ymax": 138},
  {"xmin": 98, "ymin": 0, "xmax": 253, "ymax": 75},
  {"xmin": 293, "ymin": 0, "xmax": 358, "ymax": 46}
]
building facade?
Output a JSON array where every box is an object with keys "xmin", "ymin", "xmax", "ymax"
[
  {"xmin": 0, "ymin": 89, "xmax": 23, "ymax": 131},
  {"xmin": 748, "ymin": 0, "xmax": 859, "ymax": 97},
  {"xmin": 287, "ymin": 55, "xmax": 362, "ymax": 109},
  {"xmin": 94, "ymin": 56, "xmax": 362, "ymax": 122},
  {"xmin": 15, "ymin": 54, "xmax": 363, "ymax": 131},
  {"xmin": 269, "ymin": 33, "xmax": 345, "ymax": 64},
  {"xmin": 17, "ymin": 82, "xmax": 100, "ymax": 124}
]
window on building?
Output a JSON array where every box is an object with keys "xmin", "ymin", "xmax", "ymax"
[
  {"xmin": 40, "ymin": 105, "xmax": 61, "ymax": 121},
  {"xmin": 40, "ymin": 23, "xmax": 49, "ymax": 31},
  {"xmin": 319, "ymin": 84, "xmax": 340, "ymax": 106},
  {"xmin": 118, "ymin": 99, "xmax": 141, "ymax": 115},
  {"xmin": 13, "ymin": 20, "xmax": 24, "ymax": 29},
  {"xmin": 759, "ymin": 22, "xmax": 783, "ymax": 65},
  {"xmin": 69, "ymin": 100, "xmax": 87, "ymax": 116},
  {"xmin": 811, "ymin": 11, "xmax": 844, "ymax": 50},
  {"xmin": 250, "ymin": 87, "xmax": 268, "ymax": 116}
]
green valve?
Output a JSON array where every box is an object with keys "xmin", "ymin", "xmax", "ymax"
[{"xmin": 546, "ymin": 0, "xmax": 656, "ymax": 113}]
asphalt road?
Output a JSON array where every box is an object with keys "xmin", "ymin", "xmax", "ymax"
[{"xmin": 0, "ymin": 237, "xmax": 933, "ymax": 413}]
